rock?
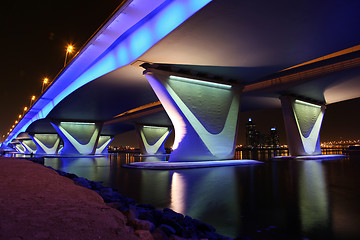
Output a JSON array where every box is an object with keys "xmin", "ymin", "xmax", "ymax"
[
  {"xmin": 202, "ymin": 231, "xmax": 228, "ymax": 240},
  {"xmin": 106, "ymin": 202, "xmax": 121, "ymax": 209},
  {"xmin": 99, "ymin": 187, "xmax": 118, "ymax": 202},
  {"xmin": 133, "ymin": 219, "xmax": 155, "ymax": 231},
  {"xmin": 162, "ymin": 208, "xmax": 184, "ymax": 223},
  {"xmin": 125, "ymin": 209, "xmax": 137, "ymax": 223},
  {"xmin": 161, "ymin": 218, "xmax": 183, "ymax": 235},
  {"xmin": 158, "ymin": 224, "xmax": 176, "ymax": 237},
  {"xmin": 89, "ymin": 181, "xmax": 104, "ymax": 191},
  {"xmin": 72, "ymin": 177, "xmax": 91, "ymax": 188},
  {"xmin": 138, "ymin": 210, "xmax": 156, "ymax": 225},
  {"xmin": 135, "ymin": 230, "xmax": 154, "ymax": 240},
  {"xmin": 168, "ymin": 235, "xmax": 189, "ymax": 240},
  {"xmin": 151, "ymin": 209, "xmax": 164, "ymax": 225},
  {"xmin": 152, "ymin": 227, "xmax": 169, "ymax": 240},
  {"xmin": 66, "ymin": 173, "xmax": 79, "ymax": 179}
]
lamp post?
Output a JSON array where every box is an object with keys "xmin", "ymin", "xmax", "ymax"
[
  {"xmin": 30, "ymin": 95, "xmax": 36, "ymax": 108},
  {"xmin": 23, "ymin": 107, "xmax": 28, "ymax": 116},
  {"xmin": 64, "ymin": 44, "xmax": 74, "ymax": 67},
  {"xmin": 41, "ymin": 78, "xmax": 49, "ymax": 93}
]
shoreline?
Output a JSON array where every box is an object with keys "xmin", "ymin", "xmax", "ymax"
[{"xmin": 1, "ymin": 156, "xmax": 235, "ymax": 240}]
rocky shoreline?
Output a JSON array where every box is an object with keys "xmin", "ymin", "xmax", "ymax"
[{"xmin": 29, "ymin": 157, "xmax": 239, "ymax": 240}]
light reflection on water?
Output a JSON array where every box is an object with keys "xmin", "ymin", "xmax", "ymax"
[
  {"xmin": 299, "ymin": 161, "xmax": 330, "ymax": 239},
  {"xmin": 41, "ymin": 151, "xmax": 360, "ymax": 239}
]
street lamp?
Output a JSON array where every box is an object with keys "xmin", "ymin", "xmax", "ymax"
[
  {"xmin": 41, "ymin": 77, "xmax": 49, "ymax": 93},
  {"xmin": 64, "ymin": 44, "xmax": 74, "ymax": 67},
  {"xmin": 30, "ymin": 95, "xmax": 36, "ymax": 107}
]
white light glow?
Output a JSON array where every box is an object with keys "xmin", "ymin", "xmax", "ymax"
[
  {"xmin": 143, "ymin": 125, "xmax": 168, "ymax": 129},
  {"xmin": 295, "ymin": 99, "xmax": 321, "ymax": 108},
  {"xmin": 169, "ymin": 75, "xmax": 232, "ymax": 89}
]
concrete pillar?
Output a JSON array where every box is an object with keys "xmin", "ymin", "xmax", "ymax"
[
  {"xmin": 135, "ymin": 125, "xmax": 172, "ymax": 155},
  {"xmin": 144, "ymin": 70, "xmax": 242, "ymax": 162},
  {"xmin": 29, "ymin": 133, "xmax": 61, "ymax": 155},
  {"xmin": 19, "ymin": 139, "xmax": 37, "ymax": 154},
  {"xmin": 95, "ymin": 135, "xmax": 114, "ymax": 155},
  {"xmin": 12, "ymin": 141, "xmax": 25, "ymax": 153},
  {"xmin": 51, "ymin": 121, "xmax": 102, "ymax": 155},
  {"xmin": 280, "ymin": 96, "xmax": 325, "ymax": 156}
]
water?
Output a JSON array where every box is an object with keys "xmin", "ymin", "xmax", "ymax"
[{"xmin": 41, "ymin": 150, "xmax": 360, "ymax": 239}]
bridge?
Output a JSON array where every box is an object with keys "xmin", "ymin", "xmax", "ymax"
[{"xmin": 2, "ymin": 0, "xmax": 360, "ymax": 161}]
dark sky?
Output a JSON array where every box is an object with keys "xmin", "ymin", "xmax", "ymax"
[
  {"xmin": 0, "ymin": 0, "xmax": 121, "ymax": 141},
  {"xmin": 1, "ymin": 0, "xmax": 359, "ymax": 145}
]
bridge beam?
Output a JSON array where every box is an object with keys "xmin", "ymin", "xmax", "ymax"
[
  {"xmin": 29, "ymin": 133, "xmax": 61, "ymax": 155},
  {"xmin": 95, "ymin": 135, "xmax": 114, "ymax": 155},
  {"xmin": 51, "ymin": 121, "xmax": 102, "ymax": 155},
  {"xmin": 144, "ymin": 69, "xmax": 242, "ymax": 162},
  {"xmin": 280, "ymin": 96, "xmax": 325, "ymax": 156},
  {"xmin": 135, "ymin": 124, "xmax": 172, "ymax": 156}
]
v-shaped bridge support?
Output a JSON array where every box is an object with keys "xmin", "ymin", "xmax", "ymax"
[
  {"xmin": 144, "ymin": 69, "xmax": 242, "ymax": 162},
  {"xmin": 30, "ymin": 133, "xmax": 61, "ymax": 155},
  {"xmin": 51, "ymin": 121, "xmax": 102, "ymax": 155},
  {"xmin": 135, "ymin": 125, "xmax": 171, "ymax": 155},
  {"xmin": 281, "ymin": 96, "xmax": 325, "ymax": 156}
]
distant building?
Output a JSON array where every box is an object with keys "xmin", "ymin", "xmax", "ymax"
[
  {"xmin": 245, "ymin": 118, "xmax": 280, "ymax": 148},
  {"xmin": 269, "ymin": 127, "xmax": 280, "ymax": 147},
  {"xmin": 245, "ymin": 118, "xmax": 258, "ymax": 147}
]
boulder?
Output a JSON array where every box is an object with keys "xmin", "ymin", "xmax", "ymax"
[
  {"xmin": 135, "ymin": 230, "xmax": 154, "ymax": 240},
  {"xmin": 133, "ymin": 219, "xmax": 155, "ymax": 232}
]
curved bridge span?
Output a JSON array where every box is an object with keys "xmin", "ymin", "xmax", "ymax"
[{"xmin": 3, "ymin": 0, "xmax": 360, "ymax": 160}]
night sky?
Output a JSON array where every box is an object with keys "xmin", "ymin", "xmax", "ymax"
[{"xmin": 1, "ymin": 0, "xmax": 359, "ymax": 145}]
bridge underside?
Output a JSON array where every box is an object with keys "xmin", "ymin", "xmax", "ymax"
[{"xmin": 6, "ymin": 0, "xmax": 360, "ymax": 158}]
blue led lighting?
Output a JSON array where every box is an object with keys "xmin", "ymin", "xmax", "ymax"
[{"xmin": 4, "ymin": 0, "xmax": 212, "ymax": 145}]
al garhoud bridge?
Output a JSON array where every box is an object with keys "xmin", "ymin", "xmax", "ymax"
[{"xmin": 2, "ymin": 0, "xmax": 360, "ymax": 163}]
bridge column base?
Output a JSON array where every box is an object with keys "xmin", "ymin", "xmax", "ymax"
[
  {"xmin": 12, "ymin": 141, "xmax": 25, "ymax": 153},
  {"xmin": 144, "ymin": 69, "xmax": 242, "ymax": 162},
  {"xmin": 19, "ymin": 139, "xmax": 37, "ymax": 154},
  {"xmin": 280, "ymin": 96, "xmax": 325, "ymax": 156},
  {"xmin": 29, "ymin": 133, "xmax": 61, "ymax": 155},
  {"xmin": 95, "ymin": 135, "xmax": 114, "ymax": 154},
  {"xmin": 135, "ymin": 124, "xmax": 171, "ymax": 155},
  {"xmin": 51, "ymin": 121, "xmax": 102, "ymax": 155}
]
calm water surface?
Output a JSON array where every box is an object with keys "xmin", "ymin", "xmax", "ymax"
[{"xmin": 43, "ymin": 150, "xmax": 360, "ymax": 239}]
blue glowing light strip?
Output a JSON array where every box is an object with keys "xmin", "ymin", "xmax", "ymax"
[{"xmin": 4, "ymin": 0, "xmax": 212, "ymax": 145}]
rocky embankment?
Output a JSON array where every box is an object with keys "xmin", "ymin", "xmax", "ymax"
[{"xmin": 50, "ymin": 166, "xmax": 232, "ymax": 240}]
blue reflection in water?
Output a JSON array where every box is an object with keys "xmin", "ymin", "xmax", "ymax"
[
  {"xmin": 41, "ymin": 153, "xmax": 360, "ymax": 239},
  {"xmin": 44, "ymin": 157, "xmax": 111, "ymax": 183}
]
